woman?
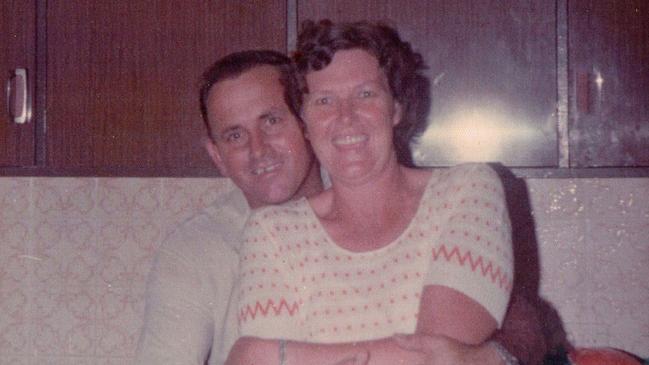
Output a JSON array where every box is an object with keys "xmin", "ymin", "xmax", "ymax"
[{"xmin": 227, "ymin": 20, "xmax": 513, "ymax": 364}]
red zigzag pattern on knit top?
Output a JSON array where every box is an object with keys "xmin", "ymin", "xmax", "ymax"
[
  {"xmin": 239, "ymin": 244, "xmax": 510, "ymax": 323},
  {"xmin": 239, "ymin": 298, "xmax": 300, "ymax": 323},
  {"xmin": 431, "ymin": 244, "xmax": 511, "ymax": 291}
]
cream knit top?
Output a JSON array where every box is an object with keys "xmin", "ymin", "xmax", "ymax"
[{"xmin": 237, "ymin": 163, "xmax": 513, "ymax": 343}]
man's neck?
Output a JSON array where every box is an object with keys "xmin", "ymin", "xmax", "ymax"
[{"xmin": 291, "ymin": 161, "xmax": 325, "ymax": 201}]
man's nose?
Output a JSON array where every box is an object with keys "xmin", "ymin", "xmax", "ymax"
[{"xmin": 249, "ymin": 133, "xmax": 270, "ymax": 158}]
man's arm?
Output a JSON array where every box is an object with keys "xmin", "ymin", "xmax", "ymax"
[
  {"xmin": 491, "ymin": 293, "xmax": 547, "ymax": 365},
  {"xmin": 225, "ymin": 290, "xmax": 544, "ymax": 365},
  {"xmin": 393, "ymin": 292, "xmax": 548, "ymax": 365},
  {"xmin": 136, "ymin": 207, "xmax": 242, "ymax": 365},
  {"xmin": 136, "ymin": 243, "xmax": 219, "ymax": 364}
]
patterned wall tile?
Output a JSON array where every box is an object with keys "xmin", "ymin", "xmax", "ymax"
[
  {"xmin": 96, "ymin": 179, "xmax": 163, "ymax": 292},
  {"xmin": 31, "ymin": 179, "xmax": 98, "ymax": 290},
  {"xmin": 0, "ymin": 178, "xmax": 33, "ymax": 357},
  {"xmin": 1, "ymin": 175, "xmax": 647, "ymax": 362},
  {"xmin": 0, "ymin": 178, "xmax": 31, "ymax": 223},
  {"xmin": 30, "ymin": 285, "xmax": 97, "ymax": 356},
  {"xmin": 32, "ymin": 220, "xmax": 97, "ymax": 289},
  {"xmin": 160, "ymin": 177, "xmax": 234, "ymax": 236},
  {"xmin": 0, "ymin": 355, "xmax": 29, "ymax": 365},
  {"xmin": 32, "ymin": 179, "xmax": 95, "ymax": 220},
  {"xmin": 97, "ymin": 179, "xmax": 162, "ymax": 222}
]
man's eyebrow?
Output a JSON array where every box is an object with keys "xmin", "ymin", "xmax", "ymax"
[
  {"xmin": 258, "ymin": 108, "xmax": 285, "ymax": 121},
  {"xmin": 217, "ymin": 125, "xmax": 241, "ymax": 137},
  {"xmin": 258, "ymin": 112, "xmax": 277, "ymax": 122}
]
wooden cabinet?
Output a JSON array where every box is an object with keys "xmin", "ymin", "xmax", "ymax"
[
  {"xmin": 568, "ymin": 0, "xmax": 649, "ymax": 167},
  {"xmin": 1, "ymin": 0, "xmax": 36, "ymax": 167},
  {"xmin": 3, "ymin": 1, "xmax": 647, "ymax": 175},
  {"xmin": 2, "ymin": 1, "xmax": 286, "ymax": 175},
  {"xmin": 46, "ymin": 1, "xmax": 286, "ymax": 174},
  {"xmin": 298, "ymin": 0, "xmax": 649, "ymax": 169},
  {"xmin": 298, "ymin": 0, "xmax": 558, "ymax": 167}
]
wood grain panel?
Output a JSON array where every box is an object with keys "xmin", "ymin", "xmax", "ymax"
[
  {"xmin": 298, "ymin": 0, "xmax": 558, "ymax": 167},
  {"xmin": 46, "ymin": 1, "xmax": 286, "ymax": 173},
  {"xmin": 568, "ymin": 0, "xmax": 649, "ymax": 167},
  {"xmin": 0, "ymin": 0, "xmax": 36, "ymax": 167}
]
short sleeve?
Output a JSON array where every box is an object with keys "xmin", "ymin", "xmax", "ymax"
[
  {"xmin": 237, "ymin": 208, "xmax": 305, "ymax": 340},
  {"xmin": 424, "ymin": 163, "xmax": 513, "ymax": 326}
]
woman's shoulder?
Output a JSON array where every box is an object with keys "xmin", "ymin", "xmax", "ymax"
[
  {"xmin": 421, "ymin": 163, "xmax": 504, "ymax": 200},
  {"xmin": 441, "ymin": 163, "xmax": 501, "ymax": 184}
]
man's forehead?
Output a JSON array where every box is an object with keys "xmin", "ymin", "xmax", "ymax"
[
  {"xmin": 207, "ymin": 67, "xmax": 289, "ymax": 128},
  {"xmin": 215, "ymin": 106, "xmax": 287, "ymax": 129}
]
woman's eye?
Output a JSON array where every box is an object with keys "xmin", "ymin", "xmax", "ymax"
[{"xmin": 315, "ymin": 97, "xmax": 330, "ymax": 105}]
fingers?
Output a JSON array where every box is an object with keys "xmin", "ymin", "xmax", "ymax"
[
  {"xmin": 351, "ymin": 350, "xmax": 370, "ymax": 365},
  {"xmin": 394, "ymin": 334, "xmax": 433, "ymax": 352},
  {"xmin": 331, "ymin": 350, "xmax": 370, "ymax": 365}
]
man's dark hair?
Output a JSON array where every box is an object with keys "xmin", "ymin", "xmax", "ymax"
[
  {"xmin": 199, "ymin": 50, "xmax": 302, "ymax": 140},
  {"xmin": 294, "ymin": 20, "xmax": 430, "ymax": 167}
]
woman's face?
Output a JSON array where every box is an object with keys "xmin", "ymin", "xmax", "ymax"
[{"xmin": 302, "ymin": 49, "xmax": 402, "ymax": 185}]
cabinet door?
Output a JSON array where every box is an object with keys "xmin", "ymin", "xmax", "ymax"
[
  {"xmin": 298, "ymin": 0, "xmax": 558, "ymax": 167},
  {"xmin": 568, "ymin": 0, "xmax": 649, "ymax": 167},
  {"xmin": 1, "ymin": 0, "xmax": 36, "ymax": 167},
  {"xmin": 46, "ymin": 1, "xmax": 286, "ymax": 174}
]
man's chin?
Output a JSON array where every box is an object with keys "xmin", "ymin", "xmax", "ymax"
[{"xmin": 259, "ymin": 186, "xmax": 296, "ymax": 206}]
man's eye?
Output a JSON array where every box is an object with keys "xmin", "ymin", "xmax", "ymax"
[
  {"xmin": 360, "ymin": 90, "xmax": 376, "ymax": 98},
  {"xmin": 224, "ymin": 131, "xmax": 243, "ymax": 143}
]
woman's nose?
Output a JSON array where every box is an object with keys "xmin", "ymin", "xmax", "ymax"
[{"xmin": 337, "ymin": 98, "xmax": 355, "ymax": 125}]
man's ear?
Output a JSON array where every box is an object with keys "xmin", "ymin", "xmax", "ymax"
[
  {"xmin": 204, "ymin": 138, "xmax": 229, "ymax": 177},
  {"xmin": 392, "ymin": 102, "xmax": 404, "ymax": 126}
]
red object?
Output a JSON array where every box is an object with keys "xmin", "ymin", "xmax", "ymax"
[{"xmin": 568, "ymin": 347, "xmax": 642, "ymax": 365}]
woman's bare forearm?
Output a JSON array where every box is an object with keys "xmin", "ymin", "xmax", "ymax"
[{"xmin": 225, "ymin": 336, "xmax": 425, "ymax": 365}]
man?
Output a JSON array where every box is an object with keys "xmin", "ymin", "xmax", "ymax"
[
  {"xmin": 136, "ymin": 50, "xmax": 545, "ymax": 364},
  {"xmin": 136, "ymin": 50, "xmax": 323, "ymax": 365}
]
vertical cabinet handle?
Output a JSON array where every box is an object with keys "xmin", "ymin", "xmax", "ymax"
[{"xmin": 6, "ymin": 68, "xmax": 31, "ymax": 124}]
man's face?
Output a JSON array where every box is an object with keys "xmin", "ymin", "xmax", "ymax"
[{"xmin": 205, "ymin": 65, "xmax": 317, "ymax": 208}]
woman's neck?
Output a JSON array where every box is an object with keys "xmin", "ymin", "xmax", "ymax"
[
  {"xmin": 315, "ymin": 162, "xmax": 430, "ymax": 252},
  {"xmin": 329, "ymin": 163, "xmax": 408, "ymax": 219}
]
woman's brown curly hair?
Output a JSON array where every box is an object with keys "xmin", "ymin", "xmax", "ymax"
[{"xmin": 293, "ymin": 19, "xmax": 431, "ymax": 167}]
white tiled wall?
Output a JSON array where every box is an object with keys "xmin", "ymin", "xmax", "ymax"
[
  {"xmin": 0, "ymin": 176, "xmax": 647, "ymax": 364},
  {"xmin": 529, "ymin": 178, "xmax": 649, "ymax": 355}
]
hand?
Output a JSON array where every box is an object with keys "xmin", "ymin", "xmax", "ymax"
[
  {"xmin": 330, "ymin": 350, "xmax": 370, "ymax": 365},
  {"xmin": 394, "ymin": 334, "xmax": 502, "ymax": 365}
]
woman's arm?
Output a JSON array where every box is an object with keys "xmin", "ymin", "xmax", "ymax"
[
  {"xmin": 415, "ymin": 285, "xmax": 497, "ymax": 344},
  {"xmin": 413, "ymin": 164, "xmax": 513, "ymax": 345},
  {"xmin": 225, "ymin": 336, "xmax": 425, "ymax": 365}
]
